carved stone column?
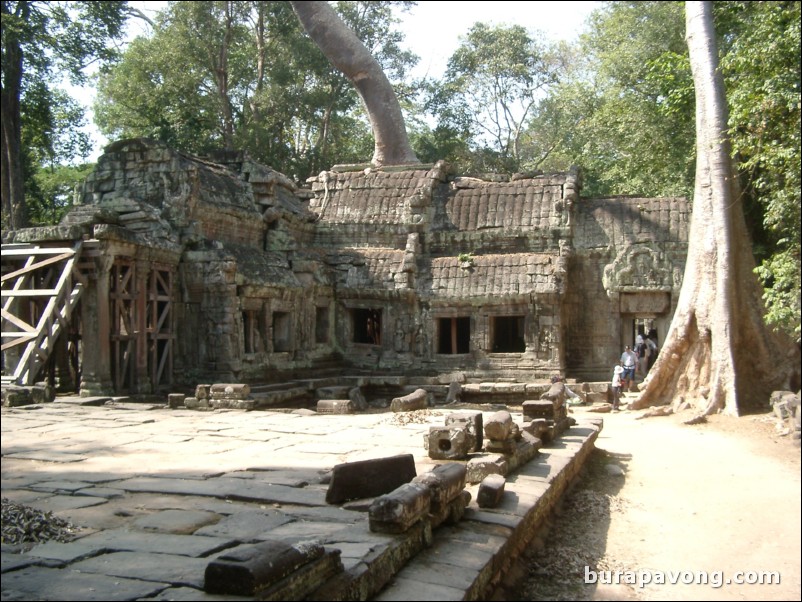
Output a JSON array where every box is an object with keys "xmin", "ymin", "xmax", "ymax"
[{"xmin": 80, "ymin": 254, "xmax": 114, "ymax": 396}]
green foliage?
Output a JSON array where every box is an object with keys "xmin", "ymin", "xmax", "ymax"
[
  {"xmin": 716, "ymin": 0, "xmax": 801, "ymax": 339},
  {"xmin": 95, "ymin": 0, "xmax": 418, "ymax": 182},
  {"xmin": 28, "ymin": 163, "xmax": 94, "ymax": 226},
  {"xmin": 1, "ymin": 1, "xmax": 128, "ymax": 228},
  {"xmin": 527, "ymin": 1, "xmax": 695, "ymax": 198},
  {"xmin": 425, "ymin": 22, "xmax": 561, "ymax": 174}
]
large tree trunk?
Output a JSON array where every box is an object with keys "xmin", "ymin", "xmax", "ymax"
[
  {"xmin": 632, "ymin": 1, "xmax": 799, "ymax": 416},
  {"xmin": 1, "ymin": 0, "xmax": 29, "ymax": 230},
  {"xmin": 289, "ymin": 1, "xmax": 419, "ymax": 167}
]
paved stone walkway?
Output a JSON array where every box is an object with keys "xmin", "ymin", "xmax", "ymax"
[{"xmin": 1, "ymin": 398, "xmax": 600, "ymax": 601}]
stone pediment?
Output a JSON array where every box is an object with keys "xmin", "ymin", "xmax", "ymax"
[{"xmin": 603, "ymin": 243, "xmax": 679, "ymax": 294}]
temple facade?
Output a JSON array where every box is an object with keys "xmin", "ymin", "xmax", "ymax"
[{"xmin": 2, "ymin": 138, "xmax": 690, "ymax": 395}]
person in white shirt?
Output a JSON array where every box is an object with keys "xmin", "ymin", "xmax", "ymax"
[{"xmin": 620, "ymin": 345, "xmax": 638, "ymax": 391}]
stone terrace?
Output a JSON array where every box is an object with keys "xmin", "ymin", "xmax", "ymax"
[{"xmin": 1, "ymin": 400, "xmax": 600, "ymax": 601}]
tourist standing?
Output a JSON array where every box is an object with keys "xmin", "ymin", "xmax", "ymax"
[
  {"xmin": 611, "ymin": 365, "xmax": 623, "ymax": 410},
  {"xmin": 620, "ymin": 345, "xmax": 638, "ymax": 391}
]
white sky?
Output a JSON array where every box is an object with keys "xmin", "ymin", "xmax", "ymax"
[
  {"xmin": 398, "ymin": 1, "xmax": 601, "ymax": 79},
  {"xmin": 80, "ymin": 1, "xmax": 602, "ymax": 158}
]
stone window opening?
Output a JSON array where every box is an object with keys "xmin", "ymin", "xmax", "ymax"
[
  {"xmin": 437, "ymin": 317, "xmax": 470, "ymax": 354},
  {"xmin": 242, "ymin": 310, "xmax": 261, "ymax": 354},
  {"xmin": 353, "ymin": 308, "xmax": 382, "ymax": 345},
  {"xmin": 272, "ymin": 311, "xmax": 291, "ymax": 352},
  {"xmin": 491, "ymin": 315, "xmax": 526, "ymax": 353},
  {"xmin": 315, "ymin": 306, "xmax": 330, "ymax": 344}
]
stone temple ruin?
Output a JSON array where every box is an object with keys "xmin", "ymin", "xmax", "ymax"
[
  {"xmin": 2, "ymin": 137, "xmax": 689, "ymax": 400},
  {"xmin": 1, "ymin": 138, "xmax": 692, "ymax": 599}
]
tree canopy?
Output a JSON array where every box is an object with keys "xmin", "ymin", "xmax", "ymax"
[{"xmin": 1, "ymin": 0, "xmax": 129, "ymax": 229}]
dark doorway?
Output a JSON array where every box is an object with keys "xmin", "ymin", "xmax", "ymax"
[
  {"xmin": 491, "ymin": 315, "xmax": 525, "ymax": 352},
  {"xmin": 437, "ymin": 317, "xmax": 470, "ymax": 354},
  {"xmin": 353, "ymin": 308, "xmax": 382, "ymax": 345}
]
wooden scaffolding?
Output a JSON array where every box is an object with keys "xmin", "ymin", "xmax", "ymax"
[{"xmin": 1, "ymin": 243, "xmax": 86, "ymax": 386}]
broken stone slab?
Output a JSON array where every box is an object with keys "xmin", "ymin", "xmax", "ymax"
[
  {"xmin": 391, "ymin": 388, "xmax": 429, "ymax": 412},
  {"xmin": 326, "ymin": 454, "xmax": 417, "ymax": 504},
  {"xmin": 425, "ymin": 426, "xmax": 474, "ymax": 460},
  {"xmin": 445, "ymin": 411, "xmax": 483, "ymax": 451},
  {"xmin": 369, "ymin": 482, "xmax": 432, "ymax": 534},
  {"xmin": 209, "ymin": 383, "xmax": 251, "ymax": 400},
  {"xmin": 477, "ymin": 474, "xmax": 506, "ymax": 508},
  {"xmin": 195, "ymin": 384, "xmax": 212, "ymax": 400},
  {"xmin": 316, "ymin": 399, "xmax": 354, "ymax": 414},
  {"xmin": 205, "ymin": 540, "xmax": 337, "ymax": 597},
  {"xmin": 466, "ymin": 454, "xmax": 508, "ymax": 484},
  {"xmin": 411, "ymin": 463, "xmax": 466, "ymax": 514}
]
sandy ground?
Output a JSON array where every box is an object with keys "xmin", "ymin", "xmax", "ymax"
[{"xmin": 509, "ymin": 402, "xmax": 801, "ymax": 601}]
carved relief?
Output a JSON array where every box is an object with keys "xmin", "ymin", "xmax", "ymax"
[{"xmin": 603, "ymin": 244, "xmax": 676, "ymax": 294}]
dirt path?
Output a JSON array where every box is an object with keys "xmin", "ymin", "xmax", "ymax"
[{"xmin": 509, "ymin": 404, "xmax": 801, "ymax": 601}]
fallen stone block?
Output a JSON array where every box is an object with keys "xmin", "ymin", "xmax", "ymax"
[
  {"xmin": 445, "ymin": 381, "xmax": 462, "ymax": 404},
  {"xmin": 348, "ymin": 386, "xmax": 369, "ymax": 411},
  {"xmin": 167, "ymin": 393, "xmax": 185, "ymax": 409},
  {"xmin": 316, "ymin": 399, "xmax": 354, "ymax": 414},
  {"xmin": 485, "ymin": 438, "xmax": 517, "ymax": 454},
  {"xmin": 391, "ymin": 388, "xmax": 429, "ymax": 412},
  {"xmin": 484, "ymin": 410, "xmax": 514, "ymax": 441},
  {"xmin": 466, "ymin": 454, "xmax": 508, "ymax": 484},
  {"xmin": 205, "ymin": 539, "xmax": 332, "ymax": 596},
  {"xmin": 507, "ymin": 438, "xmax": 540, "ymax": 471},
  {"xmin": 445, "ymin": 411, "xmax": 483, "ymax": 451},
  {"xmin": 432, "ymin": 489, "xmax": 472, "ymax": 527},
  {"xmin": 31, "ymin": 382, "xmax": 55, "ymax": 404},
  {"xmin": 2, "ymin": 386, "xmax": 32, "ymax": 407},
  {"xmin": 522, "ymin": 418, "xmax": 549, "ymax": 440},
  {"xmin": 195, "ymin": 384, "xmax": 211, "ymax": 400},
  {"xmin": 477, "ymin": 474, "xmax": 506, "ymax": 508},
  {"xmin": 326, "ymin": 453, "xmax": 417, "ymax": 504},
  {"xmin": 210, "ymin": 398, "xmax": 255, "ymax": 410},
  {"xmin": 523, "ymin": 400, "xmax": 556, "ymax": 420},
  {"xmin": 412, "ymin": 463, "xmax": 466, "ymax": 513},
  {"xmin": 369, "ymin": 482, "xmax": 432, "ymax": 534},
  {"xmin": 210, "ymin": 383, "xmax": 251, "ymax": 400},
  {"xmin": 425, "ymin": 426, "xmax": 474, "ymax": 460}
]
